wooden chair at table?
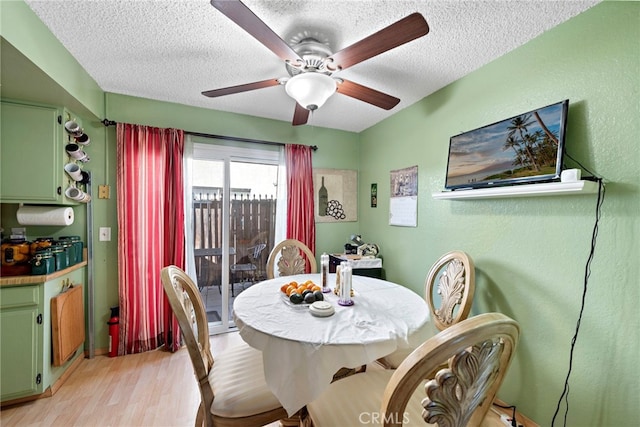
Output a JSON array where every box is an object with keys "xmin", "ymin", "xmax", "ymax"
[
  {"xmin": 377, "ymin": 250, "xmax": 475, "ymax": 369},
  {"xmin": 304, "ymin": 312, "xmax": 520, "ymax": 427},
  {"xmin": 266, "ymin": 239, "xmax": 317, "ymax": 279},
  {"xmin": 229, "ymin": 243, "xmax": 267, "ymax": 296},
  {"xmin": 160, "ymin": 265, "xmax": 287, "ymax": 427}
]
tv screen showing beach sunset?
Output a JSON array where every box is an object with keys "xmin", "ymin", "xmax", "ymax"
[{"xmin": 445, "ymin": 101, "xmax": 567, "ymax": 189}]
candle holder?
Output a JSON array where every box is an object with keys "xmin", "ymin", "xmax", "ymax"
[
  {"xmin": 338, "ymin": 263, "xmax": 354, "ymax": 306},
  {"xmin": 321, "ymin": 253, "xmax": 331, "ymax": 293}
]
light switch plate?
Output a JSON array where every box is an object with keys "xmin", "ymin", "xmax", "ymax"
[
  {"xmin": 98, "ymin": 185, "xmax": 110, "ymax": 199},
  {"xmin": 99, "ymin": 227, "xmax": 111, "ymax": 241}
]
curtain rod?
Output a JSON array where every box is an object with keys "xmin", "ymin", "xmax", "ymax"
[{"xmin": 101, "ymin": 118, "xmax": 318, "ymax": 151}]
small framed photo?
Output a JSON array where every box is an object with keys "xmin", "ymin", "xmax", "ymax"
[{"xmin": 371, "ymin": 183, "xmax": 377, "ymax": 208}]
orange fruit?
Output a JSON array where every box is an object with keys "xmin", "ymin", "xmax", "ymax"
[
  {"xmin": 289, "ymin": 281, "xmax": 298, "ymax": 288},
  {"xmin": 296, "ymin": 286, "xmax": 307, "ymax": 295},
  {"xmin": 311, "ymin": 285, "xmax": 321, "ymax": 292},
  {"xmin": 280, "ymin": 284, "xmax": 290, "ymax": 293},
  {"xmin": 286, "ymin": 285, "xmax": 297, "ymax": 296}
]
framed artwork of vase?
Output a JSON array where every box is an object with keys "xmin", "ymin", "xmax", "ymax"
[{"xmin": 313, "ymin": 168, "xmax": 358, "ymax": 222}]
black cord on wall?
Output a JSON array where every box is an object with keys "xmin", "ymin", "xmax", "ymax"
[
  {"xmin": 550, "ymin": 176, "xmax": 605, "ymax": 427},
  {"xmin": 564, "ymin": 151, "xmax": 597, "ymax": 179}
]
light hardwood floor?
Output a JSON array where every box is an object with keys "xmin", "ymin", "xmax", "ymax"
[
  {"xmin": 1, "ymin": 331, "xmax": 536, "ymax": 427},
  {"xmin": 0, "ymin": 331, "xmax": 279, "ymax": 427}
]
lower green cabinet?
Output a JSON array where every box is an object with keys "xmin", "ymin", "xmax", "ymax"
[
  {"xmin": 0, "ymin": 265, "xmax": 86, "ymax": 403},
  {"xmin": 0, "ymin": 285, "xmax": 43, "ymax": 400}
]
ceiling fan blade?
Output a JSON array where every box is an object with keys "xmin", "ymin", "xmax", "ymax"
[
  {"xmin": 336, "ymin": 79, "xmax": 400, "ymax": 110},
  {"xmin": 292, "ymin": 103, "xmax": 310, "ymax": 126},
  {"xmin": 202, "ymin": 78, "xmax": 280, "ymax": 97},
  {"xmin": 211, "ymin": 0, "xmax": 302, "ymax": 63},
  {"xmin": 328, "ymin": 13, "xmax": 429, "ymax": 71}
]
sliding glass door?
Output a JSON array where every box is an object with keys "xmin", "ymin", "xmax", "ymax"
[{"xmin": 186, "ymin": 138, "xmax": 283, "ymax": 334}]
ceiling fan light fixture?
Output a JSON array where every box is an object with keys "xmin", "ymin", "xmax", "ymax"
[{"xmin": 285, "ymin": 72, "xmax": 336, "ymax": 111}]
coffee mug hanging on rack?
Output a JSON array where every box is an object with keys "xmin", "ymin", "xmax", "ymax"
[
  {"xmin": 64, "ymin": 120, "xmax": 83, "ymax": 137},
  {"xmin": 65, "ymin": 186, "xmax": 91, "ymax": 203},
  {"xmin": 65, "ymin": 119, "xmax": 90, "ymax": 145},
  {"xmin": 74, "ymin": 133, "xmax": 90, "ymax": 146},
  {"xmin": 65, "ymin": 143, "xmax": 89, "ymax": 163},
  {"xmin": 64, "ymin": 163, "xmax": 83, "ymax": 181}
]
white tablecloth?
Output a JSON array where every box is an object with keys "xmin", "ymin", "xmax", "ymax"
[{"xmin": 232, "ymin": 273, "xmax": 433, "ymax": 416}]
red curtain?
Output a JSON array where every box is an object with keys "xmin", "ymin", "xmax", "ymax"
[
  {"xmin": 285, "ymin": 144, "xmax": 315, "ymax": 255},
  {"xmin": 116, "ymin": 123, "xmax": 184, "ymax": 354}
]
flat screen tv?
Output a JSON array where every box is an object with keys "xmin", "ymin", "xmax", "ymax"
[{"xmin": 444, "ymin": 100, "xmax": 569, "ymax": 190}]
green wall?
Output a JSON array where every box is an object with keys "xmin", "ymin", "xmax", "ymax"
[
  {"xmin": 359, "ymin": 2, "xmax": 639, "ymax": 426},
  {"xmin": 0, "ymin": 1, "xmax": 103, "ymax": 118},
  {"xmin": 2, "ymin": 1, "xmax": 639, "ymax": 425}
]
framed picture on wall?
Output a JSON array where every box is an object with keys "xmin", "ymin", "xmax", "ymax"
[
  {"xmin": 313, "ymin": 169, "xmax": 358, "ymax": 222},
  {"xmin": 389, "ymin": 165, "xmax": 418, "ymax": 227}
]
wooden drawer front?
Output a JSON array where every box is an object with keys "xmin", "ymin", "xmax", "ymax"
[{"xmin": 0, "ymin": 286, "xmax": 40, "ymax": 309}]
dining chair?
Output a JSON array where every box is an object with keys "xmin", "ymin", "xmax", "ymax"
[
  {"xmin": 229, "ymin": 243, "xmax": 267, "ymax": 296},
  {"xmin": 196, "ymin": 257, "xmax": 217, "ymax": 290},
  {"xmin": 304, "ymin": 312, "xmax": 519, "ymax": 427},
  {"xmin": 160, "ymin": 265, "xmax": 287, "ymax": 427},
  {"xmin": 377, "ymin": 250, "xmax": 475, "ymax": 369},
  {"xmin": 266, "ymin": 239, "xmax": 317, "ymax": 279}
]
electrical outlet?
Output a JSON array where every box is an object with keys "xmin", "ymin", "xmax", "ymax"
[
  {"xmin": 500, "ymin": 414, "xmax": 524, "ymax": 427},
  {"xmin": 98, "ymin": 185, "xmax": 110, "ymax": 199},
  {"xmin": 99, "ymin": 227, "xmax": 111, "ymax": 241}
]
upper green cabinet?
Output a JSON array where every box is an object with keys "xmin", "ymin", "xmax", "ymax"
[{"xmin": 0, "ymin": 100, "xmax": 79, "ymax": 205}]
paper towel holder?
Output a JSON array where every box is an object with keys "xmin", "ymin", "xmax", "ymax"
[{"xmin": 16, "ymin": 204, "xmax": 75, "ymax": 226}]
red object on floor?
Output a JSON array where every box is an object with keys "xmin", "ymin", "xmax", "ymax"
[{"xmin": 107, "ymin": 309, "xmax": 119, "ymax": 357}]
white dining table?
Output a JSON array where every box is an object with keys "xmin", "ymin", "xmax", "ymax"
[{"xmin": 232, "ymin": 273, "xmax": 435, "ymax": 416}]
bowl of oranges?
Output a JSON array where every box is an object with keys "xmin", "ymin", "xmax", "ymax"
[{"xmin": 280, "ymin": 280, "xmax": 324, "ymax": 305}]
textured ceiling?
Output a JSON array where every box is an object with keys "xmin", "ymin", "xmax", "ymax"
[{"xmin": 24, "ymin": 0, "xmax": 600, "ymax": 133}]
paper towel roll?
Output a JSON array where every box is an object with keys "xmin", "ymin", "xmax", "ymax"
[{"xmin": 17, "ymin": 206, "xmax": 75, "ymax": 226}]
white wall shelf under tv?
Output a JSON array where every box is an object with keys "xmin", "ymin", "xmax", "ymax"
[{"xmin": 432, "ymin": 180, "xmax": 599, "ymax": 200}]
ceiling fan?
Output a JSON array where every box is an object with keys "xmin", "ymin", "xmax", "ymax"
[{"xmin": 202, "ymin": 0, "xmax": 429, "ymax": 126}]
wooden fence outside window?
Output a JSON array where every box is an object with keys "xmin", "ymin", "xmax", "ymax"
[{"xmin": 193, "ymin": 191, "xmax": 276, "ymax": 288}]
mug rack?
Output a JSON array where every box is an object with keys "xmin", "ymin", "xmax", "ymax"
[{"xmin": 63, "ymin": 112, "xmax": 91, "ymax": 204}]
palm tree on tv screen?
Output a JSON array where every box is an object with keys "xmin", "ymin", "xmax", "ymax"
[{"xmin": 507, "ymin": 114, "xmax": 540, "ymax": 171}]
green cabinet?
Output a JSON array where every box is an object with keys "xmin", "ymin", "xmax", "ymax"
[
  {"xmin": 0, "ymin": 100, "xmax": 80, "ymax": 205},
  {"xmin": 0, "ymin": 285, "xmax": 43, "ymax": 400},
  {"xmin": 0, "ymin": 265, "xmax": 86, "ymax": 403}
]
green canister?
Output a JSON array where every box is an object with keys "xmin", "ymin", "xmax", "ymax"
[
  {"xmin": 56, "ymin": 239, "xmax": 75, "ymax": 267},
  {"xmin": 31, "ymin": 248, "xmax": 55, "ymax": 275},
  {"xmin": 50, "ymin": 244, "xmax": 68, "ymax": 271},
  {"xmin": 59, "ymin": 236, "xmax": 83, "ymax": 264}
]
